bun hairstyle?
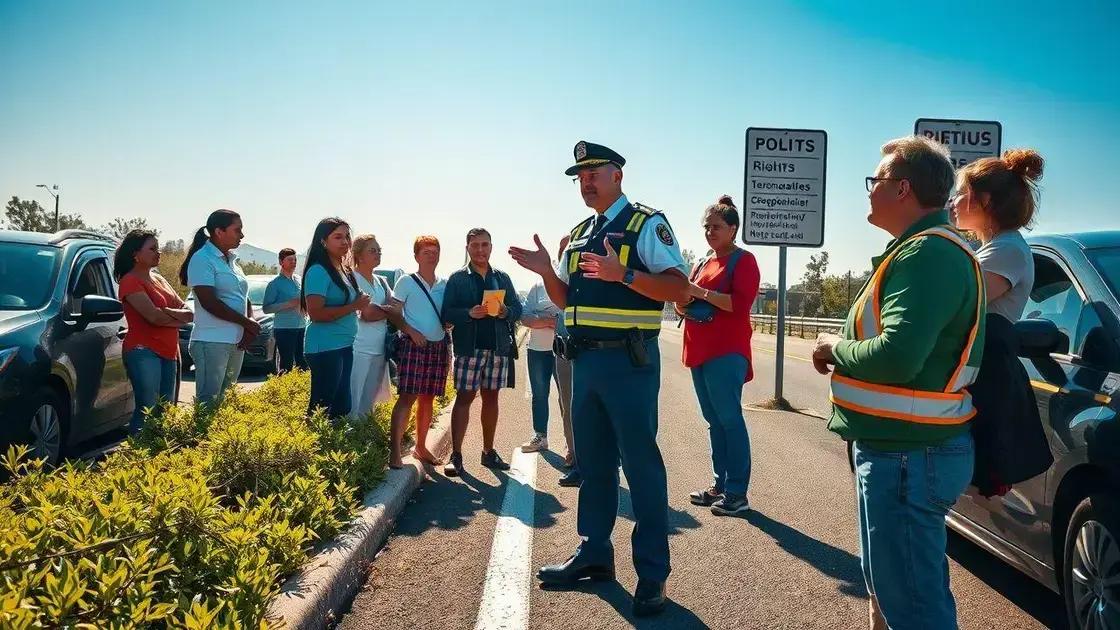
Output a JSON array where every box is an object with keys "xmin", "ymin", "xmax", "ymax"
[
  {"xmin": 705, "ymin": 194, "xmax": 740, "ymax": 228},
  {"xmin": 958, "ymin": 148, "xmax": 1044, "ymax": 232}
]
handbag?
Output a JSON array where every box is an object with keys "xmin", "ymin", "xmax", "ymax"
[{"xmin": 681, "ymin": 248, "xmax": 744, "ymax": 323}]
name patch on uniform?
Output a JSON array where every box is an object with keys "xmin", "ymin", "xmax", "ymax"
[
  {"xmin": 606, "ymin": 232, "xmax": 624, "ymax": 239},
  {"xmin": 656, "ymin": 223, "xmax": 674, "ymax": 246}
]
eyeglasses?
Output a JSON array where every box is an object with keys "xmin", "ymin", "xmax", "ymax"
[{"xmin": 865, "ymin": 176, "xmax": 904, "ymax": 192}]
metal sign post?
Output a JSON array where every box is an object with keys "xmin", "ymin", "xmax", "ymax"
[{"xmin": 742, "ymin": 127, "xmax": 828, "ymax": 403}]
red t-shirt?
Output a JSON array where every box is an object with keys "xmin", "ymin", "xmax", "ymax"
[
  {"xmin": 681, "ymin": 249, "xmax": 761, "ymax": 382},
  {"xmin": 119, "ymin": 273, "xmax": 183, "ymax": 360}
]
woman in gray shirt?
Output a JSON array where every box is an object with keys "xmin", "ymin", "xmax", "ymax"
[{"xmin": 952, "ymin": 148, "xmax": 1045, "ymax": 321}]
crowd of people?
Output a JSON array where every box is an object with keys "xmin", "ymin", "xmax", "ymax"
[{"xmin": 108, "ymin": 135, "xmax": 1046, "ymax": 628}]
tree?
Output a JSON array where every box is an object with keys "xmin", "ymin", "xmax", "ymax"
[
  {"xmin": 162, "ymin": 239, "xmax": 185, "ymax": 254},
  {"xmin": 799, "ymin": 251, "xmax": 829, "ymax": 316},
  {"xmin": 241, "ymin": 261, "xmax": 277, "ymax": 275},
  {"xmin": 99, "ymin": 217, "xmax": 159, "ymax": 241},
  {"xmin": 3, "ymin": 196, "xmax": 87, "ymax": 232}
]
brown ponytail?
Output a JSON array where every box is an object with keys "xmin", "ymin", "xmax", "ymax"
[{"xmin": 958, "ymin": 149, "xmax": 1044, "ymax": 231}]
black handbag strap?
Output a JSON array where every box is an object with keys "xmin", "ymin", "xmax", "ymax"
[
  {"xmin": 689, "ymin": 248, "xmax": 744, "ymax": 294},
  {"xmin": 410, "ymin": 273, "xmax": 443, "ymax": 323}
]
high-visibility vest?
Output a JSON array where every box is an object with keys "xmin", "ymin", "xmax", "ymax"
[
  {"xmin": 829, "ymin": 226, "xmax": 985, "ymax": 425},
  {"xmin": 564, "ymin": 203, "xmax": 665, "ymax": 340}
]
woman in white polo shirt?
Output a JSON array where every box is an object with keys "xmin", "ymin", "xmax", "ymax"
[
  {"xmin": 349, "ymin": 233, "xmax": 394, "ymax": 419},
  {"xmin": 179, "ymin": 209, "xmax": 259, "ymax": 406},
  {"xmin": 386, "ymin": 235, "xmax": 450, "ymax": 469}
]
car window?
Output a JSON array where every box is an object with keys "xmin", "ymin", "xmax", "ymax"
[
  {"xmin": 1023, "ymin": 253, "xmax": 1082, "ymax": 346},
  {"xmin": 0, "ymin": 242, "xmax": 61, "ymax": 310},
  {"xmin": 1088, "ymin": 247, "xmax": 1120, "ymax": 302},
  {"xmin": 69, "ymin": 256, "xmax": 115, "ymax": 314}
]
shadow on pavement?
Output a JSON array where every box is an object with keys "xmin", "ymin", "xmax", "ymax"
[
  {"xmin": 391, "ymin": 463, "xmax": 567, "ymax": 537},
  {"xmin": 946, "ymin": 531, "xmax": 1067, "ymax": 629},
  {"xmin": 618, "ymin": 487, "xmax": 702, "ymax": 536},
  {"xmin": 540, "ymin": 579, "xmax": 709, "ymax": 629},
  {"xmin": 746, "ymin": 510, "xmax": 867, "ymax": 599}
]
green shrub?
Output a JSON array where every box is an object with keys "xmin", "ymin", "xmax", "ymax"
[{"xmin": 0, "ymin": 369, "xmax": 453, "ymax": 628}]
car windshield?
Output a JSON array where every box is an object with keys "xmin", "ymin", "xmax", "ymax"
[
  {"xmin": 0, "ymin": 243, "xmax": 62, "ymax": 310},
  {"xmin": 1089, "ymin": 247, "xmax": 1120, "ymax": 302}
]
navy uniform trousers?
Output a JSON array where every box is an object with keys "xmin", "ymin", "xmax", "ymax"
[{"xmin": 570, "ymin": 338, "xmax": 670, "ymax": 581}]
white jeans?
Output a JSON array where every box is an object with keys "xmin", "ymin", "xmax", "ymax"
[{"xmin": 350, "ymin": 349, "xmax": 391, "ymax": 419}]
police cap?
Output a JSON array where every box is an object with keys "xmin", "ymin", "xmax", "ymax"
[{"xmin": 565, "ymin": 140, "xmax": 626, "ymax": 176}]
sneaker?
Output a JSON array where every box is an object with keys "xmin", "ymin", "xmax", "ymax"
[
  {"xmin": 481, "ymin": 449, "xmax": 511, "ymax": 471},
  {"xmin": 444, "ymin": 452, "xmax": 464, "ymax": 477},
  {"xmin": 689, "ymin": 486, "xmax": 723, "ymax": 507},
  {"xmin": 521, "ymin": 433, "xmax": 548, "ymax": 453},
  {"xmin": 711, "ymin": 493, "xmax": 750, "ymax": 517}
]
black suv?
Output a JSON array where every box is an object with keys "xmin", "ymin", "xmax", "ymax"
[{"xmin": 0, "ymin": 229, "xmax": 132, "ymax": 464}]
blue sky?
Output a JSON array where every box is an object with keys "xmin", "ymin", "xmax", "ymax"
[{"xmin": 2, "ymin": 1, "xmax": 1117, "ymax": 291}]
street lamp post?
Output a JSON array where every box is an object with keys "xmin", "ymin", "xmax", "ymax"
[{"xmin": 36, "ymin": 184, "xmax": 60, "ymax": 231}]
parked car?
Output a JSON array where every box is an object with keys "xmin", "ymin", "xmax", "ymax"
[
  {"xmin": 0, "ymin": 229, "xmax": 132, "ymax": 464},
  {"xmin": 946, "ymin": 231, "xmax": 1120, "ymax": 629},
  {"xmin": 179, "ymin": 274, "xmax": 278, "ymax": 374}
]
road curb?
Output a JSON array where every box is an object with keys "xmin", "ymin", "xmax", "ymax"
[{"xmin": 266, "ymin": 401, "xmax": 456, "ymax": 629}]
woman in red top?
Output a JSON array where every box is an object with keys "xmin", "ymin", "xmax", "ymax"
[
  {"xmin": 113, "ymin": 229, "xmax": 193, "ymax": 434},
  {"xmin": 675, "ymin": 195, "xmax": 761, "ymax": 518}
]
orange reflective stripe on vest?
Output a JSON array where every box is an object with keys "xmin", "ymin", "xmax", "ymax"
[{"xmin": 830, "ymin": 226, "xmax": 984, "ymax": 425}]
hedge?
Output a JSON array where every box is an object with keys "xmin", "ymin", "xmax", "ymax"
[{"xmin": 0, "ymin": 370, "xmax": 452, "ymax": 629}]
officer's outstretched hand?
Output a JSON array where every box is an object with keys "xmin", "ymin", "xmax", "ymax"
[
  {"xmin": 579, "ymin": 237, "xmax": 625, "ymax": 283},
  {"xmin": 509, "ymin": 235, "xmax": 552, "ymax": 276}
]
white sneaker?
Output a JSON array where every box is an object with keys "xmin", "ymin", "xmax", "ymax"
[{"xmin": 521, "ymin": 433, "xmax": 548, "ymax": 453}]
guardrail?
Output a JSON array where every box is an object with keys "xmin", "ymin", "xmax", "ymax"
[{"xmin": 751, "ymin": 314, "xmax": 845, "ymax": 337}]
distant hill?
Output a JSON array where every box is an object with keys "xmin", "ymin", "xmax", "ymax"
[{"xmin": 233, "ymin": 242, "xmax": 284, "ymax": 268}]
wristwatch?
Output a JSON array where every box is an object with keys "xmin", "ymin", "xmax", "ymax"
[{"xmin": 622, "ymin": 269, "xmax": 636, "ymax": 285}]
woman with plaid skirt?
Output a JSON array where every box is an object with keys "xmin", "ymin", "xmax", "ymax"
[{"xmin": 386, "ymin": 235, "xmax": 451, "ymax": 469}]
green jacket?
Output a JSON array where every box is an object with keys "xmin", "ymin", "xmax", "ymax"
[{"xmin": 827, "ymin": 210, "xmax": 985, "ymax": 450}]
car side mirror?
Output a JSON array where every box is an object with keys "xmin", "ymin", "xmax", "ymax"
[
  {"xmin": 79, "ymin": 295, "xmax": 124, "ymax": 323},
  {"xmin": 1015, "ymin": 318, "xmax": 1068, "ymax": 359}
]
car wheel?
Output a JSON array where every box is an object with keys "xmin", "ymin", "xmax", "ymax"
[
  {"xmin": 1062, "ymin": 493, "xmax": 1120, "ymax": 629},
  {"xmin": 27, "ymin": 388, "xmax": 67, "ymax": 466}
]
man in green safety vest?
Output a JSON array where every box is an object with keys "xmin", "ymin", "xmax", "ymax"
[{"xmin": 813, "ymin": 135, "xmax": 986, "ymax": 630}]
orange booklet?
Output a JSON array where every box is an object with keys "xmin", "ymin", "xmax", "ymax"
[{"xmin": 482, "ymin": 289, "xmax": 505, "ymax": 316}]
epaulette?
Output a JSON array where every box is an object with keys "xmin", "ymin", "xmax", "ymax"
[{"xmin": 632, "ymin": 202, "xmax": 661, "ymax": 216}]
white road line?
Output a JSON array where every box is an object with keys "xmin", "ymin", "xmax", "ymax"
[{"xmin": 474, "ymin": 448, "xmax": 538, "ymax": 630}]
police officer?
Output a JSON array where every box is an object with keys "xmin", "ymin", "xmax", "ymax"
[{"xmin": 509, "ymin": 141, "xmax": 690, "ymax": 617}]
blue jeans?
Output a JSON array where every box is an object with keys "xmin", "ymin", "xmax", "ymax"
[
  {"xmin": 307, "ymin": 346, "xmax": 353, "ymax": 419},
  {"xmin": 123, "ymin": 347, "xmax": 178, "ymax": 434},
  {"xmin": 274, "ymin": 328, "xmax": 307, "ymax": 373},
  {"xmin": 528, "ymin": 349, "xmax": 555, "ymax": 435},
  {"xmin": 188, "ymin": 341, "xmax": 244, "ymax": 407},
  {"xmin": 854, "ymin": 431, "xmax": 974, "ymax": 630},
  {"xmin": 690, "ymin": 353, "xmax": 751, "ymax": 496}
]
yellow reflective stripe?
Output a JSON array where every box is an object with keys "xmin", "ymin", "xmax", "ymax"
[
  {"xmin": 572, "ymin": 319, "xmax": 661, "ymax": 330},
  {"xmin": 564, "ymin": 305, "xmax": 663, "ymax": 329},
  {"xmin": 625, "ymin": 213, "xmax": 642, "ymax": 231},
  {"xmin": 829, "ymin": 374, "xmax": 975, "ymax": 425},
  {"xmin": 619, "ymin": 244, "xmax": 631, "ymax": 267},
  {"xmin": 568, "ymin": 250, "xmax": 579, "ymax": 274},
  {"xmin": 629, "ymin": 214, "xmax": 648, "ymax": 233},
  {"xmin": 569, "ymin": 306, "xmax": 661, "ymax": 316}
]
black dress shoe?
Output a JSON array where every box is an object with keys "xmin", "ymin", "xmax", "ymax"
[
  {"xmin": 537, "ymin": 554, "xmax": 614, "ymax": 585},
  {"xmin": 558, "ymin": 469, "xmax": 582, "ymax": 487},
  {"xmin": 481, "ymin": 449, "xmax": 511, "ymax": 471},
  {"xmin": 632, "ymin": 579, "xmax": 666, "ymax": 617}
]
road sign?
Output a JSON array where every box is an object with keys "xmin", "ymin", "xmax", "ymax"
[
  {"xmin": 742, "ymin": 127, "xmax": 827, "ymax": 248},
  {"xmin": 914, "ymin": 118, "xmax": 1002, "ymax": 169}
]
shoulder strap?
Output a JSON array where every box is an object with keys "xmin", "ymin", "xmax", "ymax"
[
  {"xmin": 719, "ymin": 249, "xmax": 745, "ymax": 293},
  {"xmin": 376, "ymin": 274, "xmax": 392, "ymax": 304},
  {"xmin": 689, "ymin": 257, "xmax": 710, "ymax": 282},
  {"xmin": 411, "ymin": 273, "xmax": 442, "ymax": 322}
]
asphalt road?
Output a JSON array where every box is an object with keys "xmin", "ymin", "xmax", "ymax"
[{"xmin": 338, "ymin": 326, "xmax": 1067, "ymax": 630}]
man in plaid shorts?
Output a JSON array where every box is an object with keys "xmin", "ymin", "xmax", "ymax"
[{"xmin": 440, "ymin": 228, "xmax": 523, "ymax": 476}]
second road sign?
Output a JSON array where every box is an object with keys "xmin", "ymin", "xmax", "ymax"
[{"xmin": 742, "ymin": 127, "xmax": 827, "ymax": 248}]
